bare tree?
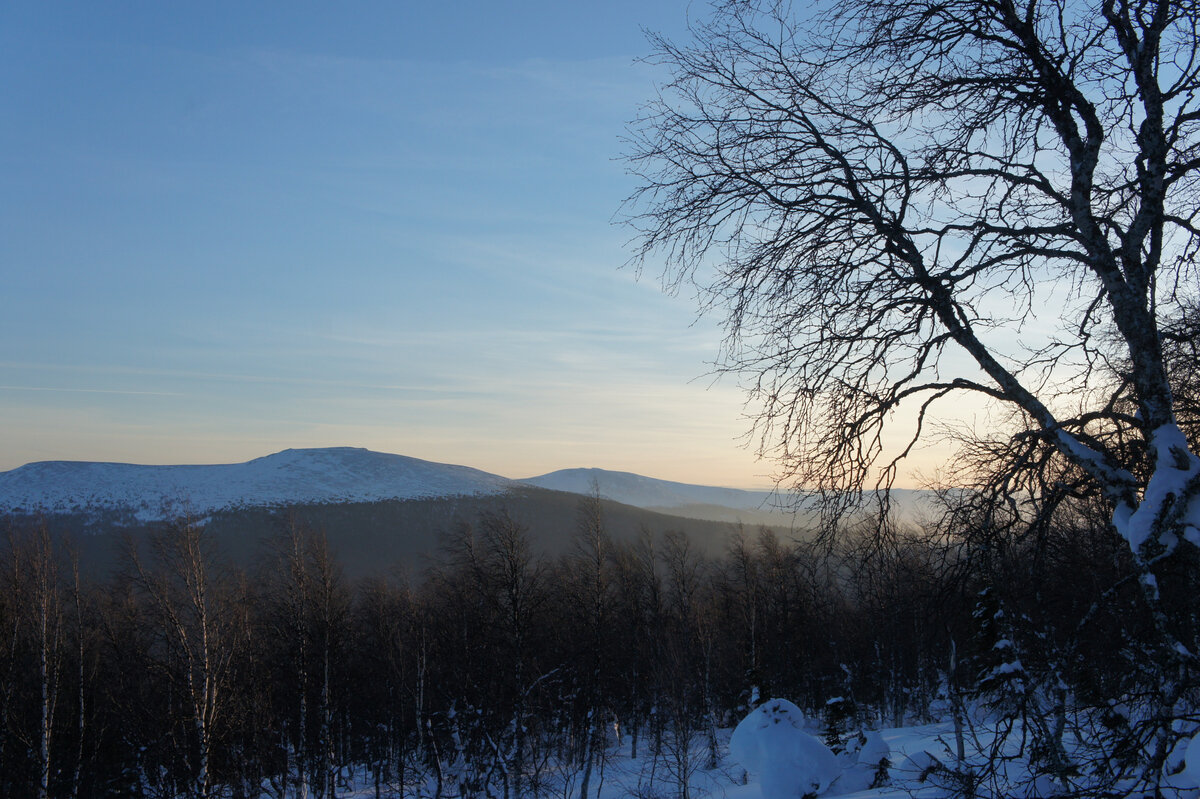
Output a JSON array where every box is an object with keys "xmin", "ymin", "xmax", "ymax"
[
  {"xmin": 127, "ymin": 517, "xmax": 237, "ymax": 799},
  {"xmin": 626, "ymin": 0, "xmax": 1200, "ymax": 566},
  {"xmin": 261, "ymin": 517, "xmax": 316, "ymax": 799},
  {"xmin": 568, "ymin": 490, "xmax": 612, "ymax": 799},
  {"xmin": 473, "ymin": 509, "xmax": 547, "ymax": 799},
  {"xmin": 7, "ymin": 524, "xmax": 64, "ymax": 799},
  {"xmin": 305, "ymin": 531, "xmax": 347, "ymax": 799}
]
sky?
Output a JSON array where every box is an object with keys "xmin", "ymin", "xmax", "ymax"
[{"xmin": 0, "ymin": 1, "xmax": 957, "ymax": 488}]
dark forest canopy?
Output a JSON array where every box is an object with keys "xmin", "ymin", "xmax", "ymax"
[{"xmin": 0, "ymin": 487, "xmax": 1190, "ymax": 798}]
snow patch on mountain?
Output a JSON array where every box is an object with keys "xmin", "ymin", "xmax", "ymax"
[{"xmin": 0, "ymin": 447, "xmax": 517, "ymax": 520}]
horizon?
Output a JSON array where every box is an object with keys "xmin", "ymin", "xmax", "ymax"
[
  {"xmin": 0, "ymin": 443, "xmax": 790, "ymax": 492},
  {"xmin": 1, "ymin": 1, "xmax": 961, "ymax": 489}
]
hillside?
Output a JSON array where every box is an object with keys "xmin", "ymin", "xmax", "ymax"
[
  {"xmin": 522, "ymin": 466, "xmax": 786, "ymax": 510},
  {"xmin": 521, "ymin": 466, "xmax": 934, "ymax": 525},
  {"xmin": 37, "ymin": 487, "xmax": 798, "ymax": 580},
  {"xmin": 0, "ymin": 447, "xmax": 516, "ymax": 521},
  {"xmin": 0, "ymin": 448, "xmax": 825, "ymax": 530},
  {"xmin": 0, "ymin": 448, "xmax": 812, "ymax": 579}
]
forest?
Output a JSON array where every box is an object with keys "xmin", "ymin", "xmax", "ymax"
[
  {"xmin": 9, "ymin": 0, "xmax": 1200, "ymax": 795},
  {"xmin": 2, "ymin": 477, "xmax": 1192, "ymax": 798}
]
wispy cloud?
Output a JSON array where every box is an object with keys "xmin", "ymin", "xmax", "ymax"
[
  {"xmin": 0, "ymin": 385, "xmax": 183, "ymax": 397},
  {"xmin": 0, "ymin": 361, "xmax": 487, "ymax": 397}
]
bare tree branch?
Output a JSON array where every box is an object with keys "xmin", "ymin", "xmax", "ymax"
[{"xmin": 625, "ymin": 0, "xmax": 1200, "ymax": 560}]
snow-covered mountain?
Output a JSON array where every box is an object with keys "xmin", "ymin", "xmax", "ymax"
[
  {"xmin": 0, "ymin": 448, "xmax": 931, "ymax": 530},
  {"xmin": 520, "ymin": 467, "xmax": 792, "ymax": 513},
  {"xmin": 0, "ymin": 447, "xmax": 518, "ymax": 521}
]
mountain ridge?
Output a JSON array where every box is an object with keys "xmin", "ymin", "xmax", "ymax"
[
  {"xmin": 0, "ymin": 448, "xmax": 941, "ymax": 579},
  {"xmin": 0, "ymin": 447, "xmax": 932, "ymax": 527},
  {"xmin": 521, "ymin": 466, "xmax": 794, "ymax": 515},
  {"xmin": 0, "ymin": 447, "xmax": 786, "ymax": 522},
  {"xmin": 0, "ymin": 447, "xmax": 517, "ymax": 520}
]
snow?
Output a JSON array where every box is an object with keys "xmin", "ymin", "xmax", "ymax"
[
  {"xmin": 830, "ymin": 730, "xmax": 891, "ymax": 795},
  {"xmin": 1184, "ymin": 731, "xmax": 1200, "ymax": 787},
  {"xmin": 283, "ymin": 712, "xmax": 1200, "ymax": 799},
  {"xmin": 327, "ymin": 719, "xmax": 953, "ymax": 799},
  {"xmin": 1116, "ymin": 423, "xmax": 1200, "ymax": 556},
  {"xmin": 985, "ymin": 661, "xmax": 1025, "ymax": 677},
  {"xmin": 0, "ymin": 447, "xmax": 517, "ymax": 521},
  {"xmin": 0, "ymin": 449, "xmax": 940, "ymax": 528},
  {"xmin": 730, "ymin": 698, "xmax": 840, "ymax": 798}
]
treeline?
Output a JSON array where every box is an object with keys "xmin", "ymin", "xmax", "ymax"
[{"xmin": 0, "ymin": 488, "xmax": 1188, "ymax": 799}]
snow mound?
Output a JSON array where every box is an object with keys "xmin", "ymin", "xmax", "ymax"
[
  {"xmin": 1187, "ymin": 731, "xmax": 1200, "ymax": 784},
  {"xmin": 0, "ymin": 447, "xmax": 517, "ymax": 521},
  {"xmin": 1163, "ymin": 728, "xmax": 1200, "ymax": 791},
  {"xmin": 830, "ymin": 730, "xmax": 890, "ymax": 794},
  {"xmin": 731, "ymin": 698, "xmax": 840, "ymax": 799}
]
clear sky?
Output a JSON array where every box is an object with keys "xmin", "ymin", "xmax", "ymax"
[{"xmin": 0, "ymin": 1, "xmax": 951, "ymax": 488}]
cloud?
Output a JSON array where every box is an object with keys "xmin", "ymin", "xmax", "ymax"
[{"xmin": 0, "ymin": 385, "xmax": 183, "ymax": 397}]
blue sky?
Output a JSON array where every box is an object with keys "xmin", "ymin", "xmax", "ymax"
[
  {"xmin": 2, "ymin": 0, "xmax": 810, "ymax": 485},
  {"xmin": 1, "ymin": 0, "xmax": 973, "ymax": 490}
]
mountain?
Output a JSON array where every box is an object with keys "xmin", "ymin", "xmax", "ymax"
[
  {"xmin": 519, "ymin": 467, "xmax": 802, "ymax": 524},
  {"xmin": 0, "ymin": 448, "xmax": 807, "ymax": 525},
  {"xmin": 0, "ymin": 448, "xmax": 932, "ymax": 528},
  {"xmin": 0, "ymin": 449, "xmax": 791, "ymax": 579},
  {"xmin": 0, "ymin": 447, "xmax": 516, "ymax": 521},
  {"xmin": 0, "ymin": 448, "xmax": 940, "ymax": 579},
  {"xmin": 522, "ymin": 467, "xmax": 934, "ymax": 523}
]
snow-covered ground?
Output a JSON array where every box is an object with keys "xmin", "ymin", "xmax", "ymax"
[
  {"xmin": 326, "ymin": 717, "xmax": 973, "ymax": 799},
  {"xmin": 326, "ymin": 703, "xmax": 1200, "ymax": 799}
]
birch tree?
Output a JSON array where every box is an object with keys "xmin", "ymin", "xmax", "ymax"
[
  {"xmin": 7, "ymin": 525, "xmax": 64, "ymax": 799},
  {"xmin": 627, "ymin": 0, "xmax": 1200, "ymax": 566},
  {"xmin": 128, "ymin": 518, "xmax": 236, "ymax": 799}
]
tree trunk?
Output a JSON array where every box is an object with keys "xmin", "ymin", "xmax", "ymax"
[{"xmin": 577, "ymin": 713, "xmax": 593, "ymax": 799}]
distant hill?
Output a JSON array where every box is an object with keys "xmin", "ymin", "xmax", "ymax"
[
  {"xmin": 0, "ymin": 448, "xmax": 818, "ymax": 579},
  {"xmin": 520, "ymin": 467, "xmax": 805, "ymax": 526},
  {"xmin": 520, "ymin": 467, "xmax": 786, "ymax": 510},
  {"xmin": 519, "ymin": 467, "xmax": 936, "ymax": 526},
  {"xmin": 29, "ymin": 486, "xmax": 777, "ymax": 581},
  {"xmin": 1, "ymin": 448, "xmax": 938, "ymax": 579},
  {"xmin": 0, "ymin": 447, "xmax": 516, "ymax": 523},
  {"xmin": 0, "ymin": 448, "xmax": 823, "ymax": 528}
]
